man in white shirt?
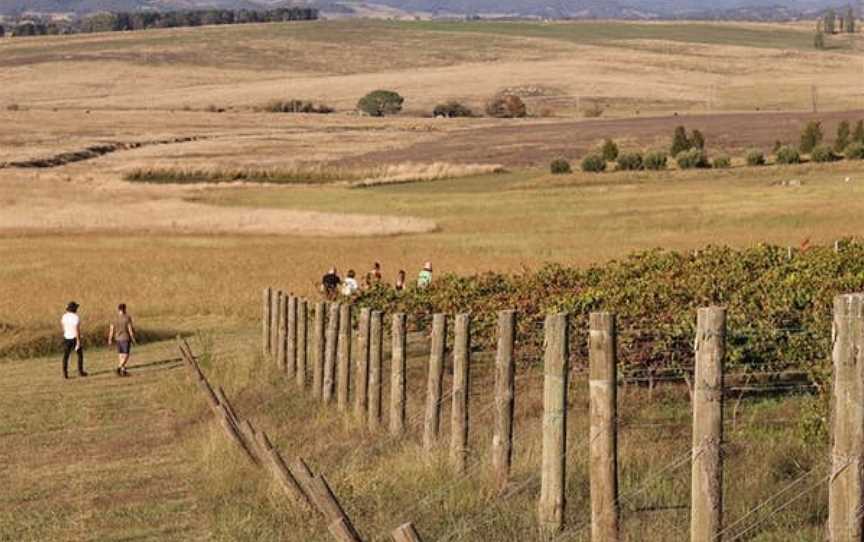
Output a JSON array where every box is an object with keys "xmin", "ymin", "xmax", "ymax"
[{"xmin": 61, "ymin": 301, "xmax": 87, "ymax": 379}]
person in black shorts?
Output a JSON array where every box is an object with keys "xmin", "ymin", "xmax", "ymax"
[
  {"xmin": 321, "ymin": 267, "xmax": 341, "ymax": 301},
  {"xmin": 108, "ymin": 303, "xmax": 137, "ymax": 377}
]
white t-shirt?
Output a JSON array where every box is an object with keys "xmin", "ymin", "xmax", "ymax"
[
  {"xmin": 62, "ymin": 312, "xmax": 80, "ymax": 340},
  {"xmin": 342, "ymin": 278, "xmax": 359, "ymax": 296}
]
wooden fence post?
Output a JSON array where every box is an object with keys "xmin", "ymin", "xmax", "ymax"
[
  {"xmin": 354, "ymin": 308, "xmax": 372, "ymax": 420},
  {"xmin": 337, "ymin": 304, "xmax": 353, "ymax": 412},
  {"xmin": 368, "ymin": 310, "xmax": 384, "ymax": 431},
  {"xmin": 450, "ymin": 313, "xmax": 471, "ymax": 474},
  {"xmin": 392, "ymin": 522, "xmax": 424, "ymax": 542},
  {"xmin": 287, "ymin": 296, "xmax": 298, "ymax": 379},
  {"xmin": 829, "ymin": 293, "xmax": 864, "ymax": 542},
  {"xmin": 323, "ymin": 303, "xmax": 340, "ymax": 404},
  {"xmin": 589, "ymin": 312, "xmax": 620, "ymax": 542},
  {"xmin": 313, "ymin": 301, "xmax": 326, "ymax": 399},
  {"xmin": 492, "ymin": 310, "xmax": 516, "ymax": 493},
  {"xmin": 297, "ymin": 299, "xmax": 308, "ymax": 388},
  {"xmin": 263, "ymin": 287, "xmax": 272, "ymax": 356},
  {"xmin": 310, "ymin": 474, "xmax": 363, "ymax": 542},
  {"xmin": 271, "ymin": 290, "xmax": 281, "ymax": 360},
  {"xmin": 423, "ymin": 314, "xmax": 447, "ymax": 451},
  {"xmin": 691, "ymin": 307, "xmax": 726, "ymax": 542},
  {"xmin": 538, "ymin": 312, "xmax": 568, "ymax": 536},
  {"xmin": 277, "ymin": 293, "xmax": 287, "ymax": 370},
  {"xmin": 390, "ymin": 313, "xmax": 408, "ymax": 436}
]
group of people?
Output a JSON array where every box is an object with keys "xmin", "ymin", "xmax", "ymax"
[
  {"xmin": 320, "ymin": 261, "xmax": 434, "ymax": 300},
  {"xmin": 60, "ymin": 301, "xmax": 138, "ymax": 380}
]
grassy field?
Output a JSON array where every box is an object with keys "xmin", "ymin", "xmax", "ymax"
[{"xmin": 2, "ymin": 17, "xmax": 864, "ymax": 541}]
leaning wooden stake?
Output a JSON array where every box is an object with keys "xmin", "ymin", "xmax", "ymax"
[
  {"xmin": 391, "ymin": 522, "xmax": 424, "ymax": 542},
  {"xmin": 313, "ymin": 301, "xmax": 326, "ymax": 399},
  {"xmin": 691, "ymin": 307, "xmax": 726, "ymax": 542},
  {"xmin": 492, "ymin": 310, "xmax": 516, "ymax": 493},
  {"xmin": 828, "ymin": 293, "xmax": 864, "ymax": 542},
  {"xmin": 589, "ymin": 312, "xmax": 620, "ymax": 542},
  {"xmin": 297, "ymin": 299, "xmax": 308, "ymax": 388},
  {"xmin": 287, "ymin": 295, "xmax": 298, "ymax": 379},
  {"xmin": 423, "ymin": 314, "xmax": 447, "ymax": 451},
  {"xmin": 390, "ymin": 313, "xmax": 408, "ymax": 436},
  {"xmin": 368, "ymin": 310, "xmax": 384, "ymax": 430},
  {"xmin": 354, "ymin": 308, "xmax": 372, "ymax": 419},
  {"xmin": 310, "ymin": 474, "xmax": 364, "ymax": 542},
  {"xmin": 323, "ymin": 303, "xmax": 341, "ymax": 404},
  {"xmin": 337, "ymin": 304, "xmax": 353, "ymax": 412},
  {"xmin": 263, "ymin": 287, "xmax": 272, "ymax": 356},
  {"xmin": 538, "ymin": 312, "xmax": 568, "ymax": 536},
  {"xmin": 450, "ymin": 313, "xmax": 471, "ymax": 474}
]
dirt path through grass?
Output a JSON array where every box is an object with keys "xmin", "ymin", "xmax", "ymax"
[{"xmin": 0, "ymin": 341, "xmax": 206, "ymax": 542}]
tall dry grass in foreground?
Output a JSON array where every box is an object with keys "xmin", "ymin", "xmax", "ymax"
[{"xmin": 173, "ymin": 327, "xmax": 827, "ymax": 541}]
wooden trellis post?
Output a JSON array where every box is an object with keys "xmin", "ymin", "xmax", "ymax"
[
  {"xmin": 829, "ymin": 293, "xmax": 864, "ymax": 542},
  {"xmin": 337, "ymin": 304, "xmax": 352, "ymax": 412},
  {"xmin": 323, "ymin": 303, "xmax": 340, "ymax": 404},
  {"xmin": 297, "ymin": 299, "xmax": 308, "ymax": 388},
  {"xmin": 423, "ymin": 314, "xmax": 447, "ymax": 451},
  {"xmin": 287, "ymin": 296, "xmax": 298, "ymax": 378},
  {"xmin": 538, "ymin": 313, "xmax": 568, "ymax": 536},
  {"xmin": 263, "ymin": 287, "xmax": 272, "ymax": 357},
  {"xmin": 313, "ymin": 301, "xmax": 326, "ymax": 399},
  {"xmin": 450, "ymin": 313, "xmax": 471, "ymax": 474},
  {"xmin": 354, "ymin": 308, "xmax": 372, "ymax": 420},
  {"xmin": 368, "ymin": 310, "xmax": 384, "ymax": 430},
  {"xmin": 390, "ymin": 313, "xmax": 408, "ymax": 436},
  {"xmin": 691, "ymin": 307, "xmax": 726, "ymax": 542},
  {"xmin": 492, "ymin": 310, "xmax": 516, "ymax": 492},
  {"xmin": 589, "ymin": 312, "xmax": 619, "ymax": 542}
]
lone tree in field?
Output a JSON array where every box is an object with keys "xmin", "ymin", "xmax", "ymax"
[
  {"xmin": 357, "ymin": 90, "xmax": 404, "ymax": 117},
  {"xmin": 670, "ymin": 126, "xmax": 692, "ymax": 156},
  {"xmin": 601, "ymin": 138, "xmax": 619, "ymax": 162},
  {"xmin": 800, "ymin": 121, "xmax": 824, "ymax": 153},
  {"xmin": 854, "ymin": 120, "xmax": 864, "ymax": 143},
  {"xmin": 835, "ymin": 121, "xmax": 851, "ymax": 152}
]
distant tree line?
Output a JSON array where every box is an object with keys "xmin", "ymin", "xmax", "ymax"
[
  {"xmin": 0, "ymin": 7, "xmax": 318, "ymax": 38},
  {"xmin": 815, "ymin": 6, "xmax": 856, "ymax": 48}
]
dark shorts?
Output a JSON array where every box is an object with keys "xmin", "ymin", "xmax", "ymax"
[{"xmin": 116, "ymin": 341, "xmax": 131, "ymax": 355}]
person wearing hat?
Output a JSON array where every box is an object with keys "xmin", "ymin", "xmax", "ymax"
[
  {"xmin": 417, "ymin": 262, "xmax": 433, "ymax": 289},
  {"xmin": 61, "ymin": 301, "xmax": 87, "ymax": 379}
]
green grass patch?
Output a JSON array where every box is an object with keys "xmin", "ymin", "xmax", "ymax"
[{"xmin": 124, "ymin": 167, "xmax": 358, "ymax": 185}]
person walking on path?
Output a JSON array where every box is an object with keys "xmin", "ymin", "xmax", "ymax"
[
  {"xmin": 108, "ymin": 303, "xmax": 137, "ymax": 377},
  {"xmin": 61, "ymin": 301, "xmax": 87, "ymax": 379},
  {"xmin": 417, "ymin": 262, "xmax": 433, "ymax": 289},
  {"xmin": 395, "ymin": 269, "xmax": 406, "ymax": 292}
]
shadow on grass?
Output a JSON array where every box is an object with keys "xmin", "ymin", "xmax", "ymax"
[{"xmin": 0, "ymin": 326, "xmax": 192, "ymax": 361}]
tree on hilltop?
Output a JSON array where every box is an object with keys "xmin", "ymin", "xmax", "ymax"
[{"xmin": 670, "ymin": 126, "xmax": 692, "ymax": 156}]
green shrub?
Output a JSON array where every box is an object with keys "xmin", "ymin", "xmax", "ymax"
[
  {"xmin": 835, "ymin": 120, "xmax": 851, "ymax": 152},
  {"xmin": 357, "ymin": 90, "xmax": 404, "ymax": 117},
  {"xmin": 616, "ymin": 151, "xmax": 643, "ymax": 171},
  {"xmin": 549, "ymin": 159, "xmax": 571, "ymax": 175},
  {"xmin": 713, "ymin": 155, "xmax": 732, "ymax": 169},
  {"xmin": 676, "ymin": 148, "xmax": 710, "ymax": 169},
  {"xmin": 845, "ymin": 142, "xmax": 864, "ymax": 160},
  {"xmin": 433, "ymin": 101, "xmax": 472, "ymax": 118},
  {"xmin": 581, "ymin": 153, "xmax": 607, "ymax": 173},
  {"xmin": 601, "ymin": 139, "xmax": 619, "ymax": 162},
  {"xmin": 259, "ymin": 99, "xmax": 333, "ymax": 114},
  {"xmin": 644, "ymin": 151, "xmax": 668, "ymax": 171},
  {"xmin": 691, "ymin": 129, "xmax": 706, "ymax": 150},
  {"xmin": 485, "ymin": 94, "xmax": 526, "ymax": 118},
  {"xmin": 775, "ymin": 145, "xmax": 801, "ymax": 165},
  {"xmin": 811, "ymin": 144, "xmax": 840, "ymax": 163},
  {"xmin": 800, "ymin": 121, "xmax": 823, "ymax": 153},
  {"xmin": 670, "ymin": 126, "xmax": 692, "ymax": 156},
  {"xmin": 583, "ymin": 101, "xmax": 604, "ymax": 118},
  {"xmin": 854, "ymin": 120, "xmax": 864, "ymax": 143},
  {"xmin": 745, "ymin": 149, "xmax": 766, "ymax": 166}
]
